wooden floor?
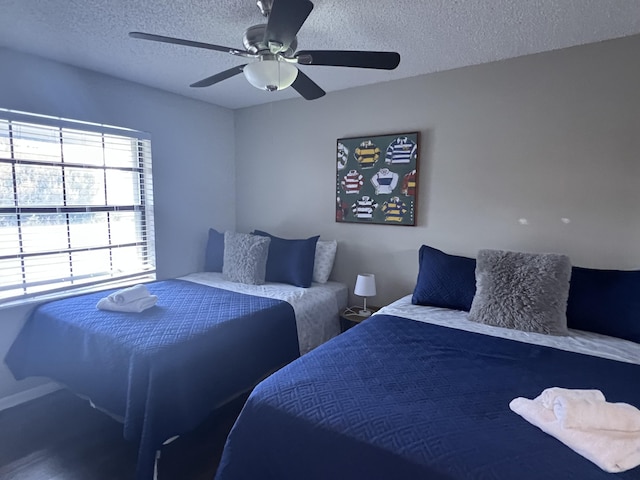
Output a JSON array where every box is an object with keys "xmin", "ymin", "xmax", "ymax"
[{"xmin": 0, "ymin": 389, "xmax": 246, "ymax": 480}]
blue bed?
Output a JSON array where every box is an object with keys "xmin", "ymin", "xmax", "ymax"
[
  {"xmin": 214, "ymin": 313, "xmax": 640, "ymax": 480},
  {"xmin": 5, "ymin": 279, "xmax": 299, "ymax": 480}
]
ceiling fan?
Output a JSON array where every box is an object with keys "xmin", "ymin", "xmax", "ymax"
[{"xmin": 129, "ymin": 0, "xmax": 400, "ymax": 100}]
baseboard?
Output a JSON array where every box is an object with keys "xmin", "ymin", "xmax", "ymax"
[{"xmin": 0, "ymin": 382, "xmax": 62, "ymax": 412}]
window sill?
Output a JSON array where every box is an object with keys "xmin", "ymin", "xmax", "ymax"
[{"xmin": 0, "ymin": 274, "xmax": 156, "ymax": 311}]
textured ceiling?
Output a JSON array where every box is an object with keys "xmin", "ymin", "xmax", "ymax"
[{"xmin": 1, "ymin": 0, "xmax": 639, "ymax": 110}]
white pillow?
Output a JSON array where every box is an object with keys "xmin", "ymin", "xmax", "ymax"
[{"xmin": 313, "ymin": 240, "xmax": 337, "ymax": 283}]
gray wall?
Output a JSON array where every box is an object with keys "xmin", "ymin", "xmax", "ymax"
[
  {"xmin": 2, "ymin": 33, "xmax": 640, "ymax": 403},
  {"xmin": 235, "ymin": 34, "xmax": 640, "ymax": 306},
  {"xmin": 0, "ymin": 48, "xmax": 236, "ymax": 400}
]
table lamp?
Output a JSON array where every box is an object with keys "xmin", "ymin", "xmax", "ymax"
[{"xmin": 354, "ymin": 273, "xmax": 376, "ymax": 317}]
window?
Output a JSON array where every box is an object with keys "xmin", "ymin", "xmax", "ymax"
[{"xmin": 0, "ymin": 109, "xmax": 156, "ymax": 303}]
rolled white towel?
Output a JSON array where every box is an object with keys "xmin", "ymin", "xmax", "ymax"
[
  {"xmin": 107, "ymin": 284, "xmax": 151, "ymax": 305},
  {"xmin": 97, "ymin": 295, "xmax": 158, "ymax": 313},
  {"xmin": 553, "ymin": 396, "xmax": 640, "ymax": 432},
  {"xmin": 537, "ymin": 387, "xmax": 606, "ymax": 409},
  {"xmin": 510, "ymin": 397, "xmax": 640, "ymax": 473}
]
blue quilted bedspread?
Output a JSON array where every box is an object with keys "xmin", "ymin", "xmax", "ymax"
[
  {"xmin": 215, "ymin": 314, "xmax": 640, "ymax": 480},
  {"xmin": 5, "ymin": 279, "xmax": 299, "ymax": 480}
]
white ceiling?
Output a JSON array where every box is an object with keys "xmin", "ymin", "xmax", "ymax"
[{"xmin": 1, "ymin": 0, "xmax": 639, "ymax": 110}]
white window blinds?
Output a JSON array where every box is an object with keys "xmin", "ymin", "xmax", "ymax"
[{"xmin": 0, "ymin": 109, "xmax": 156, "ymax": 303}]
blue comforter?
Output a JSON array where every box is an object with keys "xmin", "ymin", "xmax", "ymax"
[
  {"xmin": 215, "ymin": 314, "xmax": 640, "ymax": 480},
  {"xmin": 5, "ymin": 279, "xmax": 299, "ymax": 480}
]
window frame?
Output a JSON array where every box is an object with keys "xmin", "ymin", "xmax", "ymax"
[{"xmin": 0, "ymin": 108, "xmax": 156, "ymax": 305}]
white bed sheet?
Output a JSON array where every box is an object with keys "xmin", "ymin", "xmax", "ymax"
[
  {"xmin": 377, "ymin": 295, "xmax": 640, "ymax": 365},
  {"xmin": 180, "ymin": 272, "xmax": 348, "ymax": 354}
]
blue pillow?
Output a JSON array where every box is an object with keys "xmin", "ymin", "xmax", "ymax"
[
  {"xmin": 567, "ymin": 266, "xmax": 640, "ymax": 343},
  {"xmin": 411, "ymin": 245, "xmax": 476, "ymax": 311},
  {"xmin": 204, "ymin": 228, "xmax": 225, "ymax": 272},
  {"xmin": 253, "ymin": 230, "xmax": 320, "ymax": 288}
]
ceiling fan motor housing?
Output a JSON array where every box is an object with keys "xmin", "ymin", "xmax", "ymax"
[{"xmin": 243, "ymin": 24, "xmax": 296, "ymax": 56}]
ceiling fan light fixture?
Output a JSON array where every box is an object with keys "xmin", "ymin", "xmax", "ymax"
[{"xmin": 243, "ymin": 59, "xmax": 298, "ymax": 92}]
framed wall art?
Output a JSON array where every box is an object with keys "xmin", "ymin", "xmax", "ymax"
[{"xmin": 336, "ymin": 131, "xmax": 419, "ymax": 226}]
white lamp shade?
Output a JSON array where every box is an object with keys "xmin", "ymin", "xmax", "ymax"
[
  {"xmin": 354, "ymin": 273, "xmax": 376, "ymax": 297},
  {"xmin": 243, "ymin": 60, "xmax": 298, "ymax": 91}
]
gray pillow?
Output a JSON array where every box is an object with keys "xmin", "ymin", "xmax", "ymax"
[
  {"xmin": 468, "ymin": 249, "xmax": 572, "ymax": 335},
  {"xmin": 222, "ymin": 232, "xmax": 271, "ymax": 285}
]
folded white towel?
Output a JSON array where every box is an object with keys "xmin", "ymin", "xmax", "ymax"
[
  {"xmin": 510, "ymin": 397, "xmax": 640, "ymax": 473},
  {"xmin": 97, "ymin": 295, "xmax": 158, "ymax": 313},
  {"xmin": 107, "ymin": 284, "xmax": 151, "ymax": 305},
  {"xmin": 553, "ymin": 397, "xmax": 640, "ymax": 432},
  {"xmin": 537, "ymin": 387, "xmax": 606, "ymax": 409}
]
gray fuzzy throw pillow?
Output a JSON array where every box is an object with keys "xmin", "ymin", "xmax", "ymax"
[
  {"xmin": 223, "ymin": 232, "xmax": 271, "ymax": 285},
  {"xmin": 468, "ymin": 249, "xmax": 571, "ymax": 335}
]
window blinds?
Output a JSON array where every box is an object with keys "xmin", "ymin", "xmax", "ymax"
[{"xmin": 0, "ymin": 108, "xmax": 156, "ymax": 302}]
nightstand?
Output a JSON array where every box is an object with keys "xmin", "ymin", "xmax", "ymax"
[{"xmin": 340, "ymin": 306, "xmax": 380, "ymax": 332}]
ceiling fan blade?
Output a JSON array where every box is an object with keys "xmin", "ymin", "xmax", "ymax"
[
  {"xmin": 264, "ymin": 0, "xmax": 313, "ymax": 51},
  {"xmin": 296, "ymin": 50, "xmax": 401, "ymax": 70},
  {"xmin": 190, "ymin": 65, "xmax": 246, "ymax": 88},
  {"xmin": 129, "ymin": 32, "xmax": 247, "ymax": 56},
  {"xmin": 291, "ymin": 69, "xmax": 325, "ymax": 100}
]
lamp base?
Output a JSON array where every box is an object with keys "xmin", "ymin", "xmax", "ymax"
[{"xmin": 357, "ymin": 309, "xmax": 372, "ymax": 317}]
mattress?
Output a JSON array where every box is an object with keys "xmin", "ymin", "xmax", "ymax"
[
  {"xmin": 181, "ymin": 272, "xmax": 348, "ymax": 354},
  {"xmin": 379, "ymin": 295, "xmax": 640, "ymax": 364},
  {"xmin": 214, "ymin": 298, "xmax": 640, "ymax": 480}
]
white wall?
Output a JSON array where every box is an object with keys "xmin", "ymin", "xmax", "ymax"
[
  {"xmin": 235, "ymin": 34, "xmax": 640, "ymax": 306},
  {"xmin": 0, "ymin": 48, "xmax": 236, "ymax": 401}
]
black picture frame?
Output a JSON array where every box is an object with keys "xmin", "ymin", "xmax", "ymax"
[{"xmin": 336, "ymin": 131, "xmax": 419, "ymax": 226}]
